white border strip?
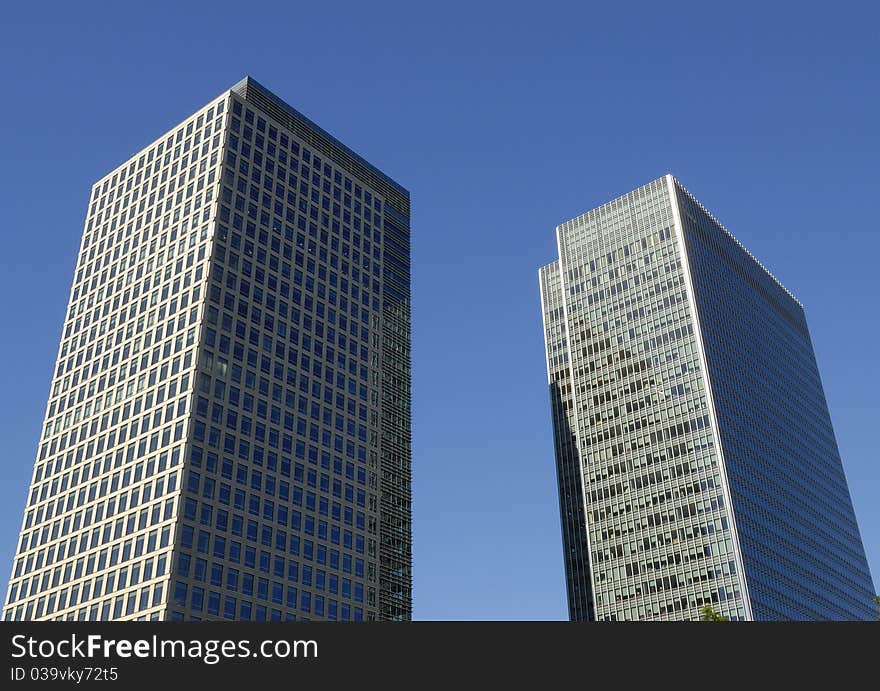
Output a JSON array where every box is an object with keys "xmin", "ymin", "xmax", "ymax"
[{"xmin": 666, "ymin": 174, "xmax": 754, "ymax": 621}]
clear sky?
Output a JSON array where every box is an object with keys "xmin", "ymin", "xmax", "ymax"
[{"xmin": 0, "ymin": 1, "xmax": 877, "ymax": 619}]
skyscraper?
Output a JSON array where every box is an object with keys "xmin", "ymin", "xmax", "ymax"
[
  {"xmin": 3, "ymin": 77, "xmax": 411, "ymax": 622},
  {"xmin": 539, "ymin": 175, "xmax": 875, "ymax": 621}
]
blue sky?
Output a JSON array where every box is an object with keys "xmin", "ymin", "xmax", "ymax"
[{"xmin": 0, "ymin": 1, "xmax": 876, "ymax": 619}]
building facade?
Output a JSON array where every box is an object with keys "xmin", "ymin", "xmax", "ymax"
[
  {"xmin": 539, "ymin": 175, "xmax": 875, "ymax": 620},
  {"xmin": 3, "ymin": 77, "xmax": 412, "ymax": 621}
]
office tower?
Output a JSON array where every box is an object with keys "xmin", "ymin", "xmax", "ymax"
[
  {"xmin": 539, "ymin": 175, "xmax": 875, "ymax": 621},
  {"xmin": 3, "ymin": 77, "xmax": 412, "ymax": 622}
]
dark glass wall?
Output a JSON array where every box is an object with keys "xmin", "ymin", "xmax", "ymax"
[
  {"xmin": 676, "ymin": 182, "xmax": 875, "ymax": 620},
  {"xmin": 175, "ymin": 79, "xmax": 411, "ymax": 622}
]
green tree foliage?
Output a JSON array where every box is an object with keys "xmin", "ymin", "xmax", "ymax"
[{"xmin": 699, "ymin": 604, "xmax": 729, "ymax": 622}]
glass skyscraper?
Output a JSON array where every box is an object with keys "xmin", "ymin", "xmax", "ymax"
[
  {"xmin": 3, "ymin": 77, "xmax": 412, "ymax": 621},
  {"xmin": 539, "ymin": 175, "xmax": 875, "ymax": 620}
]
